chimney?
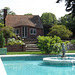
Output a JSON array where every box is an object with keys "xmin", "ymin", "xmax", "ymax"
[{"xmin": 3, "ymin": 9, "xmax": 7, "ymax": 26}]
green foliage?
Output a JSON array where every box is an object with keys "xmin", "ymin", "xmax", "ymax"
[
  {"xmin": 0, "ymin": 7, "xmax": 16, "ymax": 24},
  {"xmin": 41, "ymin": 12, "xmax": 57, "ymax": 25},
  {"xmin": 0, "ymin": 33, "xmax": 5, "ymax": 48},
  {"xmin": 4, "ymin": 7, "xmax": 16, "ymax": 15},
  {"xmin": 58, "ymin": 14, "xmax": 75, "ymax": 35},
  {"xmin": 56, "ymin": 0, "xmax": 75, "ymax": 17},
  {"xmin": 1, "ymin": 26, "xmax": 16, "ymax": 39},
  {"xmin": 0, "ymin": 26, "xmax": 16, "ymax": 44},
  {"xmin": 24, "ymin": 13, "xmax": 32, "ymax": 15},
  {"xmin": 58, "ymin": 14, "xmax": 71, "ymax": 25},
  {"xmin": 70, "ymin": 39, "xmax": 75, "ymax": 44},
  {"xmin": 48, "ymin": 25, "xmax": 73, "ymax": 39},
  {"xmin": 0, "ymin": 23, "xmax": 4, "ymax": 27},
  {"xmin": 7, "ymin": 38, "xmax": 25, "ymax": 45},
  {"xmin": 37, "ymin": 36, "xmax": 69, "ymax": 54}
]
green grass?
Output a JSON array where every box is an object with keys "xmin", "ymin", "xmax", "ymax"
[
  {"xmin": 67, "ymin": 50, "xmax": 75, "ymax": 53},
  {"xmin": 7, "ymin": 51, "xmax": 44, "ymax": 55},
  {"xmin": 7, "ymin": 50, "xmax": 75, "ymax": 55}
]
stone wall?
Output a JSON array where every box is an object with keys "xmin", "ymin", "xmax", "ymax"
[{"xmin": 6, "ymin": 45, "xmax": 26, "ymax": 52}]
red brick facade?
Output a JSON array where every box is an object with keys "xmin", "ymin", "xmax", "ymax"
[
  {"xmin": 6, "ymin": 45, "xmax": 26, "ymax": 52},
  {"xmin": 27, "ymin": 27, "xmax": 44, "ymax": 38},
  {"xmin": 15, "ymin": 26, "xmax": 44, "ymax": 39}
]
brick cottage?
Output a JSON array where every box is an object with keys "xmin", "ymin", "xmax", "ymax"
[
  {"xmin": 4, "ymin": 9, "xmax": 44, "ymax": 52},
  {"xmin": 4, "ymin": 9, "xmax": 44, "ymax": 39}
]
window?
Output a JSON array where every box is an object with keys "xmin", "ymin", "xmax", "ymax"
[
  {"xmin": 30, "ymin": 28, "xmax": 36, "ymax": 35},
  {"xmin": 14, "ymin": 28, "xmax": 20, "ymax": 35},
  {"xmin": 22, "ymin": 26, "xmax": 27, "ymax": 38}
]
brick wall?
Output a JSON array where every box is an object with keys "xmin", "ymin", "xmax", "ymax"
[
  {"xmin": 28, "ymin": 27, "xmax": 44, "ymax": 38},
  {"xmin": 6, "ymin": 45, "xmax": 26, "ymax": 52},
  {"xmin": 14, "ymin": 26, "xmax": 44, "ymax": 38}
]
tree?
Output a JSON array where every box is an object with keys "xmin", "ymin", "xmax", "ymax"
[
  {"xmin": 58, "ymin": 14, "xmax": 71, "ymax": 25},
  {"xmin": 0, "ymin": 26, "xmax": 16, "ymax": 44},
  {"xmin": 4, "ymin": 7, "xmax": 16, "ymax": 15},
  {"xmin": 41, "ymin": 12, "xmax": 57, "ymax": 26},
  {"xmin": 56, "ymin": 0, "xmax": 75, "ymax": 17},
  {"xmin": 0, "ymin": 23, "xmax": 4, "ymax": 27},
  {"xmin": 24, "ymin": 13, "xmax": 32, "ymax": 15},
  {"xmin": 48, "ymin": 25, "xmax": 73, "ymax": 39},
  {"xmin": 58, "ymin": 14, "xmax": 75, "ymax": 35},
  {"xmin": 0, "ymin": 33, "xmax": 5, "ymax": 48},
  {"xmin": 0, "ymin": 7, "xmax": 16, "ymax": 24}
]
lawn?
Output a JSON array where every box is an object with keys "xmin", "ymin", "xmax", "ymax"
[
  {"xmin": 7, "ymin": 51, "xmax": 43, "ymax": 55},
  {"xmin": 67, "ymin": 50, "xmax": 75, "ymax": 53},
  {"xmin": 7, "ymin": 50, "xmax": 75, "ymax": 55}
]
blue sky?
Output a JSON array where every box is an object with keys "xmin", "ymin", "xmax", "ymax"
[{"xmin": 0, "ymin": 0, "xmax": 69, "ymax": 19}]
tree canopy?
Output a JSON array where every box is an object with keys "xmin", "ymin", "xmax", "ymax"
[
  {"xmin": 0, "ymin": 24, "xmax": 16, "ymax": 44},
  {"xmin": 0, "ymin": 7, "xmax": 16, "ymax": 24},
  {"xmin": 56, "ymin": 0, "xmax": 75, "ymax": 17},
  {"xmin": 48, "ymin": 25, "xmax": 73, "ymax": 39},
  {"xmin": 58, "ymin": 14, "xmax": 75, "ymax": 35},
  {"xmin": 41, "ymin": 12, "xmax": 57, "ymax": 26},
  {"xmin": 24, "ymin": 13, "xmax": 32, "ymax": 15}
]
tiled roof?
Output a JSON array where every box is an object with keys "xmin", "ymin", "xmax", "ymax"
[{"xmin": 5, "ymin": 15, "xmax": 43, "ymax": 28}]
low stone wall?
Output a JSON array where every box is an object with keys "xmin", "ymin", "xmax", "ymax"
[
  {"xmin": 67, "ymin": 44, "xmax": 75, "ymax": 50},
  {"xmin": 6, "ymin": 45, "xmax": 26, "ymax": 52}
]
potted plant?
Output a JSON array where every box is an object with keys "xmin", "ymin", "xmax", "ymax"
[{"xmin": 0, "ymin": 33, "xmax": 7, "ymax": 55}]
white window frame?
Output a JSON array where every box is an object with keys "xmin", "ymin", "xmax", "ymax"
[
  {"xmin": 21, "ymin": 26, "xmax": 28, "ymax": 38},
  {"xmin": 14, "ymin": 28, "xmax": 20, "ymax": 35},
  {"xmin": 30, "ymin": 28, "xmax": 36, "ymax": 35}
]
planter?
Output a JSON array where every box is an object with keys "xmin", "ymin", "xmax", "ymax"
[
  {"xmin": 6, "ymin": 45, "xmax": 26, "ymax": 52},
  {"xmin": 0, "ymin": 48, "xmax": 7, "ymax": 55}
]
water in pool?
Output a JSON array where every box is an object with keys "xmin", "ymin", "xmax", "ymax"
[{"xmin": 3, "ymin": 60, "xmax": 75, "ymax": 75}]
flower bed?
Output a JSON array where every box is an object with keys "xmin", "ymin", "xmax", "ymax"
[{"xmin": 6, "ymin": 38, "xmax": 26, "ymax": 52}]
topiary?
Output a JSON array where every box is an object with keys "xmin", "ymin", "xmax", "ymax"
[{"xmin": 0, "ymin": 33, "xmax": 5, "ymax": 48}]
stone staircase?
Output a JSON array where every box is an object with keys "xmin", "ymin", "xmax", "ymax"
[{"xmin": 24, "ymin": 38, "xmax": 40, "ymax": 52}]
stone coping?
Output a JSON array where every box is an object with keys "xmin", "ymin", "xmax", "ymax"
[
  {"xmin": 0, "ymin": 53, "xmax": 75, "ymax": 57},
  {"xmin": 0, "ymin": 58, "xmax": 7, "ymax": 75},
  {"xmin": 43, "ymin": 57, "xmax": 75, "ymax": 66}
]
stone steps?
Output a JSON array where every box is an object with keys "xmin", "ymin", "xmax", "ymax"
[
  {"xmin": 26, "ymin": 44, "xmax": 40, "ymax": 52},
  {"xmin": 23, "ymin": 38, "xmax": 40, "ymax": 52},
  {"xmin": 24, "ymin": 38, "xmax": 37, "ymax": 44}
]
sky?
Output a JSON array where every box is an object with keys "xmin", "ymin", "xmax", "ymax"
[{"xmin": 0, "ymin": 0, "xmax": 69, "ymax": 19}]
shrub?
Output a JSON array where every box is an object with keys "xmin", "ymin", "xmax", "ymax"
[
  {"xmin": 2, "ymin": 26, "xmax": 16, "ymax": 38},
  {"xmin": 37, "ymin": 36, "xmax": 69, "ymax": 54},
  {"xmin": 0, "ymin": 26, "xmax": 16, "ymax": 44},
  {"xmin": 48, "ymin": 25, "xmax": 73, "ymax": 39},
  {"xmin": 70, "ymin": 39, "xmax": 75, "ymax": 44},
  {"xmin": 7, "ymin": 38, "xmax": 25, "ymax": 45},
  {"xmin": 0, "ymin": 33, "xmax": 5, "ymax": 48},
  {"xmin": 0, "ymin": 23, "xmax": 4, "ymax": 27}
]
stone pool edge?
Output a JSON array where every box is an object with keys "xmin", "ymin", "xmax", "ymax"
[
  {"xmin": 0, "ymin": 58, "xmax": 7, "ymax": 75},
  {"xmin": 0, "ymin": 53, "xmax": 75, "ymax": 58}
]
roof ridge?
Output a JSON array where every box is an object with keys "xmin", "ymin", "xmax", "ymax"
[{"xmin": 7, "ymin": 15, "xmax": 39, "ymax": 16}]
